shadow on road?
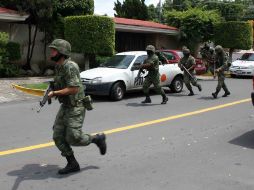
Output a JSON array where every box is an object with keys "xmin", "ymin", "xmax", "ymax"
[
  {"xmin": 126, "ymin": 102, "xmax": 162, "ymax": 107},
  {"xmin": 229, "ymin": 130, "xmax": 254, "ymax": 149},
  {"xmin": 7, "ymin": 164, "xmax": 99, "ymax": 190},
  {"xmin": 197, "ymin": 96, "xmax": 215, "ymax": 100}
]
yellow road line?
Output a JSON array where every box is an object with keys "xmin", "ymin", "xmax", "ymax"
[{"xmin": 0, "ymin": 98, "xmax": 251, "ymax": 156}]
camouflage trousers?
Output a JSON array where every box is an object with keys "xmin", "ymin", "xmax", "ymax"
[
  {"xmin": 183, "ymin": 73, "xmax": 200, "ymax": 91},
  {"xmin": 53, "ymin": 104, "xmax": 92, "ymax": 157},
  {"xmin": 143, "ymin": 75, "xmax": 166, "ymax": 96},
  {"xmin": 215, "ymin": 72, "xmax": 229, "ymax": 93}
]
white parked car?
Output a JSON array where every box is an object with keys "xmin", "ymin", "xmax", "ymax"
[
  {"xmin": 80, "ymin": 51, "xmax": 183, "ymax": 100},
  {"xmin": 229, "ymin": 52, "xmax": 254, "ymax": 77}
]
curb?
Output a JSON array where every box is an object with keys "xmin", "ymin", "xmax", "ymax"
[{"xmin": 12, "ymin": 84, "xmax": 45, "ymax": 97}]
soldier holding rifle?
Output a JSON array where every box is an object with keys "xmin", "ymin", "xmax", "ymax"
[{"xmin": 178, "ymin": 47, "xmax": 202, "ymax": 96}]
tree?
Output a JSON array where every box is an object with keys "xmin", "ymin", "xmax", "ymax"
[
  {"xmin": 1, "ymin": 0, "xmax": 94, "ymax": 70},
  {"xmin": 201, "ymin": 1, "xmax": 245, "ymax": 21},
  {"xmin": 165, "ymin": 8, "xmax": 221, "ymax": 54},
  {"xmin": 214, "ymin": 21, "xmax": 253, "ymax": 62},
  {"xmin": 53, "ymin": 0, "xmax": 94, "ymax": 17},
  {"xmin": 114, "ymin": 0, "xmax": 149, "ymax": 20}
]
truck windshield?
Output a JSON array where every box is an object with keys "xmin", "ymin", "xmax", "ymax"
[{"xmin": 101, "ymin": 55, "xmax": 135, "ymax": 69}]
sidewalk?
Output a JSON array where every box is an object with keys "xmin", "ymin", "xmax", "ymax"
[
  {"xmin": 0, "ymin": 77, "xmax": 52, "ymax": 104},
  {"xmin": 0, "ymin": 75, "xmax": 222, "ymax": 104}
]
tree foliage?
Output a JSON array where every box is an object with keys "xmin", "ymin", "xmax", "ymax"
[
  {"xmin": 114, "ymin": 0, "xmax": 149, "ymax": 20},
  {"xmin": 201, "ymin": 1, "xmax": 245, "ymax": 21},
  {"xmin": 1, "ymin": 0, "xmax": 94, "ymax": 70},
  {"xmin": 53, "ymin": 0, "xmax": 94, "ymax": 17},
  {"xmin": 214, "ymin": 21, "xmax": 253, "ymax": 50},
  {"xmin": 165, "ymin": 8, "xmax": 221, "ymax": 52}
]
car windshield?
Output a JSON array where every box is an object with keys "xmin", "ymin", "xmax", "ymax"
[
  {"xmin": 239, "ymin": 53, "xmax": 254, "ymax": 61},
  {"xmin": 101, "ymin": 55, "xmax": 135, "ymax": 69}
]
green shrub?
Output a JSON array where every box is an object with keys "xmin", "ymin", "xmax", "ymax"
[
  {"xmin": 214, "ymin": 21, "xmax": 253, "ymax": 50},
  {"xmin": 65, "ymin": 15, "xmax": 115, "ymax": 56},
  {"xmin": 6, "ymin": 42, "xmax": 21, "ymax": 61},
  {"xmin": 0, "ymin": 32, "xmax": 19, "ymax": 77},
  {"xmin": 90, "ymin": 55, "xmax": 111, "ymax": 68}
]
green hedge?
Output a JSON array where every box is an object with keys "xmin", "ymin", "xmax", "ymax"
[
  {"xmin": 214, "ymin": 21, "xmax": 253, "ymax": 50},
  {"xmin": 0, "ymin": 32, "xmax": 19, "ymax": 77},
  {"xmin": 65, "ymin": 15, "xmax": 115, "ymax": 56}
]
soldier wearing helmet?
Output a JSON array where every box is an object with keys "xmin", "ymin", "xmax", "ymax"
[
  {"xmin": 47, "ymin": 39, "xmax": 107, "ymax": 175},
  {"xmin": 178, "ymin": 47, "xmax": 202, "ymax": 96},
  {"xmin": 212, "ymin": 45, "xmax": 230, "ymax": 98},
  {"xmin": 139, "ymin": 45, "xmax": 168, "ymax": 104}
]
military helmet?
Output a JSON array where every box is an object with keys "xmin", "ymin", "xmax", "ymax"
[
  {"xmin": 49, "ymin": 39, "xmax": 71, "ymax": 56},
  {"xmin": 146, "ymin": 45, "xmax": 156, "ymax": 53},
  {"xmin": 182, "ymin": 48, "xmax": 190, "ymax": 54},
  {"xmin": 215, "ymin": 45, "xmax": 223, "ymax": 53},
  {"xmin": 209, "ymin": 47, "xmax": 215, "ymax": 54}
]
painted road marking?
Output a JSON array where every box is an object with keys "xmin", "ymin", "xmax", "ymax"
[{"xmin": 0, "ymin": 98, "xmax": 251, "ymax": 156}]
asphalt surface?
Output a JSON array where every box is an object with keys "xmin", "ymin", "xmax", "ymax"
[{"xmin": 0, "ymin": 77, "xmax": 254, "ymax": 190}]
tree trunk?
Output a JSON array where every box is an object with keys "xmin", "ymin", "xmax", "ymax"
[
  {"xmin": 83, "ymin": 54, "xmax": 90, "ymax": 71},
  {"xmin": 229, "ymin": 48, "xmax": 234, "ymax": 63},
  {"xmin": 23, "ymin": 23, "xmax": 38, "ymax": 70}
]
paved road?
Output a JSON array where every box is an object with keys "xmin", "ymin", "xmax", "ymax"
[{"xmin": 0, "ymin": 78, "xmax": 254, "ymax": 190}]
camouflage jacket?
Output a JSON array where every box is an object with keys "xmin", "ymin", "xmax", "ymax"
[
  {"xmin": 178, "ymin": 55, "xmax": 196, "ymax": 73},
  {"xmin": 215, "ymin": 52, "xmax": 228, "ymax": 72},
  {"xmin": 143, "ymin": 54, "xmax": 160, "ymax": 78},
  {"xmin": 54, "ymin": 58, "xmax": 85, "ymax": 106}
]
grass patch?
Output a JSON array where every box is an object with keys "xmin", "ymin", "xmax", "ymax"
[{"xmin": 21, "ymin": 83, "xmax": 48, "ymax": 90}]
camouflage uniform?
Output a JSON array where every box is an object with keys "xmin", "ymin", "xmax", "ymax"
[
  {"xmin": 53, "ymin": 58, "xmax": 91, "ymax": 157},
  {"xmin": 200, "ymin": 44, "xmax": 215, "ymax": 76},
  {"xmin": 49, "ymin": 39, "xmax": 106, "ymax": 175},
  {"xmin": 178, "ymin": 48, "xmax": 202, "ymax": 96},
  {"xmin": 212, "ymin": 45, "xmax": 230, "ymax": 98},
  {"xmin": 141, "ymin": 45, "xmax": 168, "ymax": 104}
]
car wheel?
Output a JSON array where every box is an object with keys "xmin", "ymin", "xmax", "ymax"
[
  {"xmin": 170, "ymin": 76, "xmax": 183, "ymax": 93},
  {"xmin": 110, "ymin": 82, "xmax": 125, "ymax": 101}
]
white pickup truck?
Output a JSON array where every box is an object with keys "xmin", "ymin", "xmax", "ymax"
[{"xmin": 80, "ymin": 51, "xmax": 183, "ymax": 100}]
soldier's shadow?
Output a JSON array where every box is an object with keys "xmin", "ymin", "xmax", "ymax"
[
  {"xmin": 197, "ymin": 96, "xmax": 215, "ymax": 100},
  {"xmin": 126, "ymin": 102, "xmax": 161, "ymax": 107},
  {"xmin": 7, "ymin": 164, "xmax": 99, "ymax": 190},
  {"xmin": 228, "ymin": 130, "xmax": 254, "ymax": 149}
]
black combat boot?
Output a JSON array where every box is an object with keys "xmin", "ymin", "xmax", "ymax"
[
  {"xmin": 212, "ymin": 90, "xmax": 219, "ymax": 99},
  {"xmin": 161, "ymin": 95, "xmax": 168, "ymax": 104},
  {"xmin": 58, "ymin": 154, "xmax": 80, "ymax": 175},
  {"xmin": 188, "ymin": 89, "xmax": 194, "ymax": 96},
  {"xmin": 141, "ymin": 96, "xmax": 152, "ymax": 103},
  {"xmin": 222, "ymin": 91, "xmax": 230, "ymax": 97},
  {"xmin": 92, "ymin": 133, "xmax": 107, "ymax": 155},
  {"xmin": 197, "ymin": 84, "xmax": 202, "ymax": 92}
]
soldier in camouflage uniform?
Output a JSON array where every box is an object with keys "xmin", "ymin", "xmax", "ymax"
[
  {"xmin": 141, "ymin": 45, "xmax": 168, "ymax": 104},
  {"xmin": 200, "ymin": 43, "xmax": 216, "ymax": 77},
  {"xmin": 211, "ymin": 45, "xmax": 230, "ymax": 98},
  {"xmin": 178, "ymin": 48, "xmax": 202, "ymax": 96},
  {"xmin": 48, "ymin": 39, "xmax": 107, "ymax": 175}
]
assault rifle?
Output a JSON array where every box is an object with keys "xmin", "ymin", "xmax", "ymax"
[
  {"xmin": 181, "ymin": 65, "xmax": 197, "ymax": 82},
  {"xmin": 37, "ymin": 81, "xmax": 54, "ymax": 113}
]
